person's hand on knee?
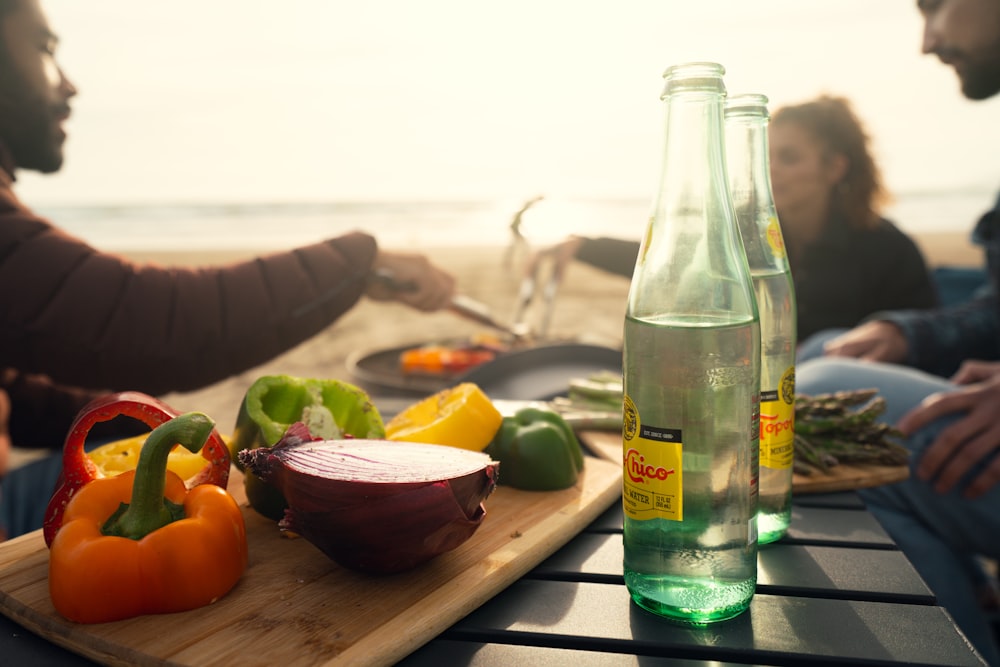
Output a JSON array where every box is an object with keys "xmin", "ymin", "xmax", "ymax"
[
  {"xmin": 899, "ymin": 371, "xmax": 1000, "ymax": 498},
  {"xmin": 822, "ymin": 321, "xmax": 908, "ymax": 363}
]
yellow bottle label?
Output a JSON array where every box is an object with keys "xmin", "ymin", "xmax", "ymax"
[
  {"xmin": 759, "ymin": 366, "xmax": 795, "ymax": 469},
  {"xmin": 765, "ymin": 216, "xmax": 787, "ymax": 258},
  {"xmin": 622, "ymin": 394, "xmax": 683, "ymax": 521}
]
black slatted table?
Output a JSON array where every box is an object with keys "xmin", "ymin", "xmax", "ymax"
[
  {"xmin": 1, "ymin": 493, "xmax": 986, "ymax": 666},
  {"xmin": 400, "ymin": 493, "xmax": 985, "ymax": 667}
]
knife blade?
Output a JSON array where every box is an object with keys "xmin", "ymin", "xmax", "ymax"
[{"xmin": 449, "ymin": 294, "xmax": 528, "ymax": 339}]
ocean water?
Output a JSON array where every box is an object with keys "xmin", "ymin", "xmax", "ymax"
[{"xmin": 34, "ymin": 189, "xmax": 997, "ymax": 252}]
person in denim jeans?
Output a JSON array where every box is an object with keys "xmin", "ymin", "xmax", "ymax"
[{"xmin": 798, "ymin": 2, "xmax": 1000, "ymax": 662}]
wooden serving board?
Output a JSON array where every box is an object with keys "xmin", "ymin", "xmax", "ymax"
[
  {"xmin": 579, "ymin": 430, "xmax": 909, "ymax": 495},
  {"xmin": 791, "ymin": 463, "xmax": 909, "ymax": 494},
  {"xmin": 0, "ymin": 450, "xmax": 621, "ymax": 667}
]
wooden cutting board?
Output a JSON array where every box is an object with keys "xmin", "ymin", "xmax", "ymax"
[
  {"xmin": 790, "ymin": 463, "xmax": 909, "ymax": 494},
  {"xmin": 0, "ymin": 451, "xmax": 622, "ymax": 667},
  {"xmin": 579, "ymin": 430, "xmax": 909, "ymax": 495}
]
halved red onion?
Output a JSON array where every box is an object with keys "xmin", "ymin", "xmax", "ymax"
[{"xmin": 239, "ymin": 424, "xmax": 499, "ymax": 574}]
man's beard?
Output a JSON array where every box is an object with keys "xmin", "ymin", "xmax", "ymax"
[
  {"xmin": 945, "ymin": 40, "xmax": 1000, "ymax": 101},
  {"xmin": 959, "ymin": 62, "xmax": 1000, "ymax": 100},
  {"xmin": 0, "ymin": 99, "xmax": 64, "ymax": 173}
]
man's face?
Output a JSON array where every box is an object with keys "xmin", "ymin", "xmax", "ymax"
[
  {"xmin": 920, "ymin": 0, "xmax": 1000, "ymax": 100},
  {"xmin": 0, "ymin": 0, "xmax": 76, "ymax": 173}
]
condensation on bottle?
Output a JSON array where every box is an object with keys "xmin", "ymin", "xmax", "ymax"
[
  {"xmin": 725, "ymin": 94, "xmax": 798, "ymax": 545},
  {"xmin": 622, "ymin": 62, "xmax": 761, "ymax": 625}
]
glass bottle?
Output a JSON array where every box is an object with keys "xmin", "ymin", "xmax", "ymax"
[
  {"xmin": 725, "ymin": 94, "xmax": 797, "ymax": 544},
  {"xmin": 622, "ymin": 62, "xmax": 760, "ymax": 624}
]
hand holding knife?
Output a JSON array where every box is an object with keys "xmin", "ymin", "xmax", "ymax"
[{"xmin": 370, "ymin": 268, "xmax": 528, "ymax": 340}]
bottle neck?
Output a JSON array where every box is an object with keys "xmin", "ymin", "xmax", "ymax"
[
  {"xmin": 656, "ymin": 91, "xmax": 730, "ymax": 225},
  {"xmin": 726, "ymin": 115, "xmax": 772, "ymax": 213},
  {"xmin": 726, "ymin": 111, "xmax": 790, "ymax": 273},
  {"xmin": 629, "ymin": 78, "xmax": 758, "ymax": 325}
]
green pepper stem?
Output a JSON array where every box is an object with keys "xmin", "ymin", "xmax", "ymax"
[{"xmin": 104, "ymin": 412, "xmax": 215, "ymax": 540}]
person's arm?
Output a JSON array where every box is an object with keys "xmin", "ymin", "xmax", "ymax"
[
  {"xmin": 6, "ymin": 231, "xmax": 378, "ymax": 395},
  {"xmin": 573, "ymin": 237, "xmax": 640, "ymax": 278},
  {"xmin": 824, "ymin": 292, "xmax": 999, "ymax": 374},
  {"xmin": 0, "ymin": 205, "xmax": 449, "ymax": 399},
  {"xmin": 877, "ymin": 293, "xmax": 1000, "ymax": 376}
]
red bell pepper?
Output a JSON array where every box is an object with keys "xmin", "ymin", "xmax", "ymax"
[{"xmin": 42, "ymin": 391, "xmax": 230, "ymax": 547}]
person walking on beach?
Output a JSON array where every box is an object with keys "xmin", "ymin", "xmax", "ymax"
[
  {"xmin": 796, "ymin": 1, "xmax": 1000, "ymax": 663},
  {"xmin": 0, "ymin": 0, "xmax": 456, "ymax": 539}
]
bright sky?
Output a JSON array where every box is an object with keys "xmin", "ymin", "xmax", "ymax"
[{"xmin": 14, "ymin": 0, "xmax": 1000, "ymax": 205}]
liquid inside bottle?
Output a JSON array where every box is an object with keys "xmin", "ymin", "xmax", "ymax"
[
  {"xmin": 754, "ymin": 269, "xmax": 796, "ymax": 543},
  {"xmin": 622, "ymin": 315, "xmax": 759, "ymax": 624}
]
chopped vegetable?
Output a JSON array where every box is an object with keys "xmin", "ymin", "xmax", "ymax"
[
  {"xmin": 42, "ymin": 392, "xmax": 230, "ymax": 548},
  {"xmin": 239, "ymin": 424, "xmax": 499, "ymax": 574},
  {"xmin": 547, "ymin": 372, "xmax": 625, "ymax": 430},
  {"xmin": 400, "ymin": 345, "xmax": 497, "ymax": 375},
  {"xmin": 566, "ymin": 371, "xmax": 623, "ymax": 412},
  {"xmin": 385, "ymin": 383, "xmax": 503, "ymax": 451},
  {"xmin": 486, "ymin": 406, "xmax": 585, "ymax": 490},
  {"xmin": 230, "ymin": 375, "xmax": 385, "ymax": 521},
  {"xmin": 87, "ymin": 432, "xmax": 224, "ymax": 481},
  {"xmin": 793, "ymin": 390, "xmax": 910, "ymax": 475},
  {"xmin": 48, "ymin": 413, "xmax": 248, "ymax": 624}
]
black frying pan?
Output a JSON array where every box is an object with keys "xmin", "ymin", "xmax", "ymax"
[
  {"xmin": 347, "ymin": 341, "xmax": 622, "ymax": 402},
  {"xmin": 457, "ymin": 343, "xmax": 622, "ymax": 401}
]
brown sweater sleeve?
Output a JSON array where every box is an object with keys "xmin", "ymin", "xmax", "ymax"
[{"xmin": 0, "ymin": 188, "xmax": 378, "ymax": 446}]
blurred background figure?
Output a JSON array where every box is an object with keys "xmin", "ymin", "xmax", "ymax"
[
  {"xmin": 769, "ymin": 94, "xmax": 937, "ymax": 340},
  {"xmin": 533, "ymin": 95, "xmax": 940, "ymax": 342}
]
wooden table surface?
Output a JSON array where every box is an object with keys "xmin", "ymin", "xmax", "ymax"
[{"xmin": 1, "ymin": 490, "xmax": 987, "ymax": 666}]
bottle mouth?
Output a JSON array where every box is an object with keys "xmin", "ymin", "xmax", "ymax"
[
  {"xmin": 660, "ymin": 61, "xmax": 726, "ymax": 98},
  {"xmin": 725, "ymin": 93, "xmax": 770, "ymax": 118}
]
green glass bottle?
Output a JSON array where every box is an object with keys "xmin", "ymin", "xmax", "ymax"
[
  {"xmin": 725, "ymin": 94, "xmax": 797, "ymax": 544},
  {"xmin": 622, "ymin": 62, "xmax": 761, "ymax": 625}
]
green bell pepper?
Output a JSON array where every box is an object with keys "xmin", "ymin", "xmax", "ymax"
[
  {"xmin": 485, "ymin": 406, "xmax": 585, "ymax": 491},
  {"xmin": 230, "ymin": 375, "xmax": 385, "ymax": 520}
]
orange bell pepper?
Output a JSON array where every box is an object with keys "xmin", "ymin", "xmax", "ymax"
[
  {"xmin": 42, "ymin": 391, "xmax": 231, "ymax": 548},
  {"xmin": 48, "ymin": 412, "xmax": 248, "ymax": 624}
]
